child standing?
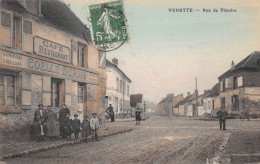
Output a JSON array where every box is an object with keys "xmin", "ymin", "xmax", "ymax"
[
  {"xmin": 63, "ymin": 113, "xmax": 72, "ymax": 140},
  {"xmin": 72, "ymin": 114, "xmax": 81, "ymax": 139},
  {"xmin": 90, "ymin": 113, "xmax": 100, "ymax": 142},
  {"xmin": 81, "ymin": 115, "xmax": 91, "ymax": 142},
  {"xmin": 135, "ymin": 110, "xmax": 141, "ymax": 125}
]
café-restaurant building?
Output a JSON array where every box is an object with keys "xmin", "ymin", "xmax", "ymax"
[{"xmin": 0, "ymin": 0, "xmax": 106, "ymax": 128}]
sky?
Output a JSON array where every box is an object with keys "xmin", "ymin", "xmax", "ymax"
[{"xmin": 66, "ymin": 0, "xmax": 260, "ymax": 103}]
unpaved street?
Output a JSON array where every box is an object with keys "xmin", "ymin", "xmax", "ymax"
[{"xmin": 4, "ymin": 115, "xmax": 260, "ymax": 164}]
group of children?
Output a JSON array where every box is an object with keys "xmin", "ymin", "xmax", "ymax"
[{"xmin": 62, "ymin": 113, "xmax": 99, "ymax": 142}]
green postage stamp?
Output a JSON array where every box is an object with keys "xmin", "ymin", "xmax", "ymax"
[{"xmin": 88, "ymin": 1, "xmax": 128, "ymax": 51}]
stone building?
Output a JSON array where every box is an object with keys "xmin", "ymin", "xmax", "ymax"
[
  {"xmin": 106, "ymin": 58, "xmax": 131, "ymax": 117},
  {"xmin": 0, "ymin": 0, "xmax": 106, "ymax": 130},
  {"xmin": 218, "ymin": 51, "xmax": 260, "ymax": 116},
  {"xmin": 156, "ymin": 94, "xmax": 184, "ymax": 116}
]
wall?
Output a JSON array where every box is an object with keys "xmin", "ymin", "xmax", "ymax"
[
  {"xmin": 106, "ymin": 62, "xmax": 131, "ymax": 115},
  {"xmin": 0, "ymin": 5, "xmax": 106, "ymax": 130}
]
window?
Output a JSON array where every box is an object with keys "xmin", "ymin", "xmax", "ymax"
[
  {"xmin": 237, "ymin": 76, "xmax": 243, "ymax": 87},
  {"xmin": 78, "ymin": 83, "xmax": 85, "ymax": 103},
  {"xmin": 231, "ymin": 95, "xmax": 239, "ymax": 110},
  {"xmin": 127, "ymin": 86, "xmax": 129, "ymax": 96},
  {"xmin": 212, "ymin": 100, "xmax": 215, "ymax": 110},
  {"xmin": 225, "ymin": 78, "xmax": 229, "ymax": 88},
  {"xmin": 120, "ymin": 80, "xmax": 122, "ymax": 92},
  {"xmin": 123, "ymin": 82, "xmax": 125, "ymax": 94},
  {"xmin": 51, "ymin": 78, "xmax": 63, "ymax": 107},
  {"xmin": 233, "ymin": 76, "xmax": 237, "ymax": 89},
  {"xmin": 208, "ymin": 101, "xmax": 211, "ymax": 109},
  {"xmin": 257, "ymin": 59, "xmax": 260, "ymax": 67},
  {"xmin": 116, "ymin": 78, "xmax": 119, "ymax": 91},
  {"xmin": 120, "ymin": 98, "xmax": 123, "ymax": 111},
  {"xmin": 0, "ymin": 75, "xmax": 15, "ymax": 106},
  {"xmin": 78, "ymin": 44, "xmax": 87, "ymax": 67},
  {"xmin": 115, "ymin": 97, "xmax": 118, "ymax": 112},
  {"xmin": 1, "ymin": 11, "xmax": 11, "ymax": 28},
  {"xmin": 12, "ymin": 15, "xmax": 22, "ymax": 49},
  {"xmin": 23, "ymin": 20, "xmax": 32, "ymax": 34}
]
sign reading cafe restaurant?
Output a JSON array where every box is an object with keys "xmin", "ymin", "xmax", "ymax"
[{"xmin": 34, "ymin": 37, "xmax": 70, "ymax": 63}]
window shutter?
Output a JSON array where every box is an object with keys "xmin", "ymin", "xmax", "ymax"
[
  {"xmin": 1, "ymin": 11, "xmax": 11, "ymax": 28},
  {"xmin": 99, "ymin": 51, "xmax": 106, "ymax": 69}
]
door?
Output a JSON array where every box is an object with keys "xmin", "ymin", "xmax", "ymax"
[{"xmin": 221, "ymin": 97, "xmax": 225, "ymax": 110}]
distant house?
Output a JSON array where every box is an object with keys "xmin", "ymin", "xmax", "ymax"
[
  {"xmin": 106, "ymin": 58, "xmax": 132, "ymax": 116},
  {"xmin": 218, "ymin": 51, "xmax": 260, "ymax": 116},
  {"xmin": 173, "ymin": 92, "xmax": 194, "ymax": 116},
  {"xmin": 156, "ymin": 94, "xmax": 184, "ymax": 116},
  {"xmin": 203, "ymin": 83, "xmax": 221, "ymax": 116},
  {"xmin": 185, "ymin": 91, "xmax": 209, "ymax": 117}
]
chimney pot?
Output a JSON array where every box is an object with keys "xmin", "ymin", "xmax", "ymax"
[
  {"xmin": 112, "ymin": 58, "xmax": 118, "ymax": 66},
  {"xmin": 231, "ymin": 61, "xmax": 235, "ymax": 69}
]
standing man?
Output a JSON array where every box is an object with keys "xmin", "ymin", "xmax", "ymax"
[
  {"xmin": 106, "ymin": 104, "xmax": 115, "ymax": 122},
  {"xmin": 90, "ymin": 113, "xmax": 100, "ymax": 141},
  {"xmin": 59, "ymin": 104, "xmax": 70, "ymax": 138},
  {"xmin": 217, "ymin": 108, "xmax": 228, "ymax": 130}
]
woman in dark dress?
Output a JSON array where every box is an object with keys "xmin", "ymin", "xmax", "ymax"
[
  {"xmin": 135, "ymin": 110, "xmax": 141, "ymax": 125},
  {"xmin": 45, "ymin": 106, "xmax": 60, "ymax": 139}
]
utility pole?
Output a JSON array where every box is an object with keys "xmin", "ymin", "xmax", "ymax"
[{"xmin": 195, "ymin": 77, "xmax": 198, "ymax": 117}]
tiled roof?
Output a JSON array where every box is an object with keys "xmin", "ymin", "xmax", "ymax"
[
  {"xmin": 2, "ymin": 0, "xmax": 92, "ymax": 42},
  {"xmin": 41, "ymin": 0, "xmax": 92, "ymax": 42},
  {"xmin": 219, "ymin": 51, "xmax": 260, "ymax": 79},
  {"xmin": 206, "ymin": 83, "xmax": 219, "ymax": 98},
  {"xmin": 173, "ymin": 93, "xmax": 195, "ymax": 108}
]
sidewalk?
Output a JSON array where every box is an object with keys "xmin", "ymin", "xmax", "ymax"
[
  {"xmin": 0, "ymin": 126, "xmax": 132, "ymax": 160},
  {"xmin": 115, "ymin": 115, "xmax": 150, "ymax": 122}
]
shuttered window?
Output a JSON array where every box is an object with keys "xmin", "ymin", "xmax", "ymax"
[
  {"xmin": 1, "ymin": 11, "xmax": 11, "ymax": 28},
  {"xmin": 0, "ymin": 75, "xmax": 16, "ymax": 106},
  {"xmin": 23, "ymin": 20, "xmax": 32, "ymax": 34}
]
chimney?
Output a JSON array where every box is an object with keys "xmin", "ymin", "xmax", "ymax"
[
  {"xmin": 187, "ymin": 92, "xmax": 190, "ymax": 96},
  {"xmin": 231, "ymin": 61, "xmax": 235, "ymax": 70},
  {"xmin": 112, "ymin": 58, "xmax": 118, "ymax": 66}
]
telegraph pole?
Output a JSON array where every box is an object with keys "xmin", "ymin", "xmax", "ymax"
[{"xmin": 195, "ymin": 77, "xmax": 198, "ymax": 117}]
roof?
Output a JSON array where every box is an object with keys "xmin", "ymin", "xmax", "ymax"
[
  {"xmin": 173, "ymin": 93, "xmax": 195, "ymax": 108},
  {"xmin": 106, "ymin": 59, "xmax": 132, "ymax": 82},
  {"xmin": 219, "ymin": 51, "xmax": 260, "ymax": 79},
  {"xmin": 2, "ymin": 0, "xmax": 92, "ymax": 42},
  {"xmin": 130, "ymin": 94, "xmax": 143, "ymax": 107},
  {"xmin": 206, "ymin": 83, "xmax": 220, "ymax": 98},
  {"xmin": 158, "ymin": 94, "xmax": 174, "ymax": 104}
]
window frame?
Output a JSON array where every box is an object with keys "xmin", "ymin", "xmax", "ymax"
[
  {"xmin": 23, "ymin": 19, "xmax": 32, "ymax": 35},
  {"xmin": 78, "ymin": 43, "xmax": 88, "ymax": 68},
  {"xmin": 12, "ymin": 14, "xmax": 23, "ymax": 50},
  {"xmin": 0, "ymin": 75, "xmax": 16, "ymax": 107},
  {"xmin": 78, "ymin": 83, "xmax": 85, "ymax": 103},
  {"xmin": 1, "ymin": 10, "xmax": 12, "ymax": 29}
]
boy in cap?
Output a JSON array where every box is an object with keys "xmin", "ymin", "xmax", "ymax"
[
  {"xmin": 81, "ymin": 115, "xmax": 91, "ymax": 142},
  {"xmin": 72, "ymin": 114, "xmax": 81, "ymax": 139},
  {"xmin": 90, "ymin": 113, "xmax": 100, "ymax": 141}
]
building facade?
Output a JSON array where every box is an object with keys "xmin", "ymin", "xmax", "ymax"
[
  {"xmin": 0, "ymin": 0, "xmax": 106, "ymax": 129},
  {"xmin": 106, "ymin": 58, "xmax": 131, "ymax": 116},
  {"xmin": 218, "ymin": 51, "xmax": 260, "ymax": 116},
  {"xmin": 156, "ymin": 94, "xmax": 184, "ymax": 116},
  {"xmin": 203, "ymin": 83, "xmax": 221, "ymax": 116}
]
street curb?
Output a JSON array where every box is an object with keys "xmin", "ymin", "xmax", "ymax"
[
  {"xmin": 0, "ymin": 127, "xmax": 132, "ymax": 160},
  {"xmin": 116, "ymin": 116, "xmax": 150, "ymax": 122}
]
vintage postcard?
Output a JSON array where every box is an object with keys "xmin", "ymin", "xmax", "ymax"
[{"xmin": 0, "ymin": 0, "xmax": 260, "ymax": 163}]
